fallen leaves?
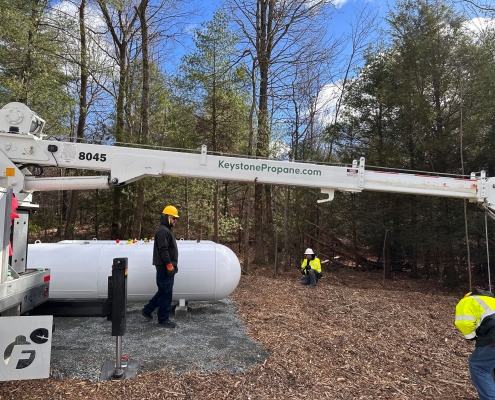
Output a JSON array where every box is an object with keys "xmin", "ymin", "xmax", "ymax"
[{"xmin": 0, "ymin": 268, "xmax": 479, "ymax": 399}]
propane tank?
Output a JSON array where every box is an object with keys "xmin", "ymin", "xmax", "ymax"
[{"xmin": 27, "ymin": 240, "xmax": 241, "ymax": 302}]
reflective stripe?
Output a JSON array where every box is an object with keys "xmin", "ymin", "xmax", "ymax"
[
  {"xmin": 464, "ymin": 332, "xmax": 476, "ymax": 339},
  {"xmin": 473, "ymin": 296, "xmax": 492, "ymax": 312},
  {"xmin": 472, "ymin": 297, "xmax": 495, "ymax": 321},
  {"xmin": 455, "ymin": 315, "xmax": 477, "ymax": 322}
]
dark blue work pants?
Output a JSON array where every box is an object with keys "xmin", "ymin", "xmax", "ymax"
[
  {"xmin": 143, "ymin": 268, "xmax": 175, "ymax": 324},
  {"xmin": 469, "ymin": 344, "xmax": 495, "ymax": 400},
  {"xmin": 300, "ymin": 268, "xmax": 317, "ymax": 286}
]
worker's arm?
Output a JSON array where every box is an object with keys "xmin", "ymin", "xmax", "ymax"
[
  {"xmin": 155, "ymin": 229, "xmax": 173, "ymax": 266},
  {"xmin": 454, "ymin": 298, "xmax": 479, "ymax": 340},
  {"xmin": 301, "ymin": 260, "xmax": 307, "ymax": 275},
  {"xmin": 312, "ymin": 258, "xmax": 322, "ymax": 273}
]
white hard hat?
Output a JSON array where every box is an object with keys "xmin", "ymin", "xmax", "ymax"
[{"xmin": 304, "ymin": 248, "xmax": 314, "ymax": 255}]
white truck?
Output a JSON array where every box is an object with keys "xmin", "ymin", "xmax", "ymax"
[{"xmin": 0, "ymin": 101, "xmax": 494, "ymax": 317}]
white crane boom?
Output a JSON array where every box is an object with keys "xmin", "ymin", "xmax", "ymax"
[{"xmin": 0, "ymin": 102, "xmax": 490, "ymax": 208}]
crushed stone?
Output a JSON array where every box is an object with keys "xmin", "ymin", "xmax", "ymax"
[{"xmin": 49, "ymin": 298, "xmax": 269, "ymax": 382}]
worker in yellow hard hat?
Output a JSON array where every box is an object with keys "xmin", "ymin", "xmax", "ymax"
[
  {"xmin": 454, "ymin": 289, "xmax": 495, "ymax": 399},
  {"xmin": 299, "ymin": 248, "xmax": 322, "ymax": 287},
  {"xmin": 141, "ymin": 205, "xmax": 179, "ymax": 328}
]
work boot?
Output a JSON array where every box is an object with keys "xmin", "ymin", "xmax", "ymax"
[
  {"xmin": 141, "ymin": 309, "xmax": 153, "ymax": 321},
  {"xmin": 158, "ymin": 319, "xmax": 176, "ymax": 328}
]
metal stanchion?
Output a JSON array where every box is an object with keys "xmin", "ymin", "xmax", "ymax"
[{"xmin": 99, "ymin": 258, "xmax": 139, "ymax": 381}]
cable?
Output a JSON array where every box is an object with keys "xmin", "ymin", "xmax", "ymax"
[
  {"xmin": 48, "ymin": 150, "xmax": 59, "ymax": 168},
  {"xmin": 18, "ymin": 164, "xmax": 44, "ymax": 177},
  {"xmin": 485, "ymin": 210, "xmax": 491, "ymax": 292}
]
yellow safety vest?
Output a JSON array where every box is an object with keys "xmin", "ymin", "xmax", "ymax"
[
  {"xmin": 301, "ymin": 258, "xmax": 322, "ymax": 274},
  {"xmin": 454, "ymin": 294, "xmax": 495, "ymax": 339}
]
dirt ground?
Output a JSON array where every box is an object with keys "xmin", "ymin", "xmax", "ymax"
[{"xmin": 0, "ymin": 267, "xmax": 479, "ymax": 400}]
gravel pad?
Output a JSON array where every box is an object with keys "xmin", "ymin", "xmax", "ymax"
[{"xmin": 50, "ymin": 298, "xmax": 268, "ymax": 381}]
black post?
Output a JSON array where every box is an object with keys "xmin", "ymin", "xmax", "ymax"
[
  {"xmin": 100, "ymin": 257, "xmax": 139, "ymax": 381},
  {"xmin": 111, "ymin": 257, "xmax": 127, "ymax": 337},
  {"xmin": 111, "ymin": 257, "xmax": 127, "ymax": 379}
]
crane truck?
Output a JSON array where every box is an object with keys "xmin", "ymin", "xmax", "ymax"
[
  {"xmin": 0, "ymin": 101, "xmax": 494, "ymax": 319},
  {"xmin": 2, "ymin": 101, "xmax": 495, "ymax": 381}
]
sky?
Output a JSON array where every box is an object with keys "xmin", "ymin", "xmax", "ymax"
[
  {"xmin": 51, "ymin": 0, "xmax": 396, "ymax": 71},
  {"xmin": 184, "ymin": 0, "xmax": 395, "ymax": 55},
  {"xmin": 51, "ymin": 0, "xmax": 493, "ymax": 131}
]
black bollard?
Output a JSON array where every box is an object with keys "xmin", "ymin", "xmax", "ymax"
[
  {"xmin": 111, "ymin": 257, "xmax": 127, "ymax": 379},
  {"xmin": 111, "ymin": 258, "xmax": 128, "ymax": 338},
  {"xmin": 100, "ymin": 258, "xmax": 139, "ymax": 381}
]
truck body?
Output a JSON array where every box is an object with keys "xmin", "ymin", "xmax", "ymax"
[{"xmin": 0, "ymin": 101, "xmax": 494, "ymax": 316}]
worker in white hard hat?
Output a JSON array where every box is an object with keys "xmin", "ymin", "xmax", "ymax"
[
  {"xmin": 300, "ymin": 248, "xmax": 322, "ymax": 287},
  {"xmin": 141, "ymin": 205, "xmax": 179, "ymax": 328}
]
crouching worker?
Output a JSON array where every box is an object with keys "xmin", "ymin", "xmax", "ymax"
[
  {"xmin": 454, "ymin": 289, "xmax": 495, "ymax": 400},
  {"xmin": 299, "ymin": 248, "xmax": 322, "ymax": 287}
]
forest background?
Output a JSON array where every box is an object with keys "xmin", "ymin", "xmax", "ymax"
[{"xmin": 1, "ymin": 0, "xmax": 495, "ymax": 290}]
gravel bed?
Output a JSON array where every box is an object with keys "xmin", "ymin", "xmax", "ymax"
[{"xmin": 49, "ymin": 298, "xmax": 269, "ymax": 382}]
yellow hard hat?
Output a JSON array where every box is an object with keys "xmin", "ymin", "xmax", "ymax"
[{"xmin": 162, "ymin": 205, "xmax": 179, "ymax": 218}]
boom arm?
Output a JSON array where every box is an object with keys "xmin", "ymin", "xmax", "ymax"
[{"xmin": 0, "ymin": 102, "xmax": 494, "ymax": 215}]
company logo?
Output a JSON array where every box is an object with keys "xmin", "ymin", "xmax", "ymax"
[
  {"xmin": 0, "ymin": 316, "xmax": 52, "ymax": 381},
  {"xmin": 218, "ymin": 160, "xmax": 322, "ymax": 176},
  {"xmin": 4, "ymin": 328, "xmax": 50, "ymax": 370}
]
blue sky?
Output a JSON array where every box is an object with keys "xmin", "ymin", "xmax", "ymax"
[
  {"xmin": 172, "ymin": 0, "xmax": 398, "ymax": 128},
  {"xmin": 186, "ymin": 0, "xmax": 395, "ymax": 43},
  {"xmin": 174, "ymin": 0, "xmax": 397, "ymax": 72}
]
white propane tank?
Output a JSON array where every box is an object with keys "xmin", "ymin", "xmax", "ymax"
[{"xmin": 27, "ymin": 240, "xmax": 241, "ymax": 302}]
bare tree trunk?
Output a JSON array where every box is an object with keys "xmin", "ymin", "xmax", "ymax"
[
  {"xmin": 98, "ymin": 1, "xmax": 138, "ymax": 239},
  {"xmin": 274, "ymin": 188, "xmax": 278, "ymax": 277},
  {"xmin": 253, "ymin": 64, "xmax": 269, "ymax": 264},
  {"xmin": 131, "ymin": 182, "xmax": 145, "ymax": 239},
  {"xmin": 459, "ymin": 91, "xmax": 472, "ymax": 291},
  {"xmin": 65, "ymin": 0, "xmax": 88, "ymax": 239},
  {"xmin": 253, "ymin": 186, "xmax": 264, "ymax": 263},
  {"xmin": 351, "ymin": 194, "xmax": 358, "ymax": 269},
  {"xmin": 111, "ymin": 187, "xmax": 122, "ymax": 239},
  {"xmin": 94, "ymin": 189, "xmax": 99, "ymax": 238},
  {"xmin": 65, "ymin": 191, "xmax": 79, "ymax": 240},
  {"xmin": 184, "ymin": 179, "xmax": 190, "ymax": 240},
  {"xmin": 265, "ymin": 185, "xmax": 274, "ymax": 263},
  {"xmin": 131, "ymin": 0, "xmax": 150, "ymax": 239},
  {"xmin": 214, "ymin": 181, "xmax": 219, "ymax": 242},
  {"xmin": 243, "ymin": 184, "xmax": 253, "ymax": 274},
  {"xmin": 243, "ymin": 60, "xmax": 256, "ymax": 273},
  {"xmin": 410, "ymin": 201, "xmax": 419, "ymax": 279},
  {"xmin": 385, "ymin": 242, "xmax": 392, "ymax": 280},
  {"xmin": 316, "ymin": 201, "xmax": 321, "ymax": 256},
  {"xmin": 382, "ymin": 228, "xmax": 388, "ymax": 283},
  {"xmin": 464, "ymin": 199, "xmax": 472, "ymax": 290}
]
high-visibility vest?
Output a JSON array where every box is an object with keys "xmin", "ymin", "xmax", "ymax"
[
  {"xmin": 455, "ymin": 292, "xmax": 495, "ymax": 342},
  {"xmin": 301, "ymin": 258, "xmax": 322, "ymax": 274}
]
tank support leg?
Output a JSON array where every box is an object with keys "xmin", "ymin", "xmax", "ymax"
[{"xmin": 175, "ymin": 298, "xmax": 188, "ymax": 317}]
